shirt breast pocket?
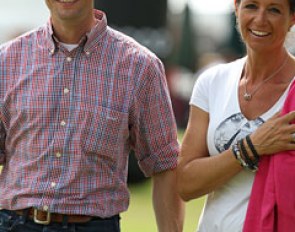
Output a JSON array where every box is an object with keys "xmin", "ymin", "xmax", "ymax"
[{"xmin": 80, "ymin": 105, "xmax": 129, "ymax": 156}]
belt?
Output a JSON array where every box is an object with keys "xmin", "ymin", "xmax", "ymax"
[{"xmin": 15, "ymin": 208, "xmax": 94, "ymax": 225}]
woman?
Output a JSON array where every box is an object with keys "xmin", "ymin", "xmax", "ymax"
[{"xmin": 177, "ymin": 0, "xmax": 295, "ymax": 231}]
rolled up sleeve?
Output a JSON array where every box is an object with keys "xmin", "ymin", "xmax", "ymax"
[{"xmin": 130, "ymin": 58, "xmax": 179, "ymax": 177}]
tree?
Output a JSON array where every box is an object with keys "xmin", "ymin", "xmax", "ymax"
[{"xmin": 176, "ymin": 4, "xmax": 197, "ymax": 72}]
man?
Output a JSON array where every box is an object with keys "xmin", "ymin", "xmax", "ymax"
[{"xmin": 0, "ymin": 0, "xmax": 184, "ymax": 231}]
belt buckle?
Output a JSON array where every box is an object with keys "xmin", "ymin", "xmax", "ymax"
[{"xmin": 33, "ymin": 208, "xmax": 51, "ymax": 225}]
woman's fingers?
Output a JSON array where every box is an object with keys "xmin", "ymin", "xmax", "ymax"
[
  {"xmin": 251, "ymin": 111, "xmax": 295, "ymax": 155},
  {"xmin": 281, "ymin": 110, "xmax": 295, "ymax": 124}
]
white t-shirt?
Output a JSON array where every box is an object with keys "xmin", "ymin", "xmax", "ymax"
[
  {"xmin": 190, "ymin": 57, "xmax": 291, "ymax": 232},
  {"xmin": 60, "ymin": 42, "xmax": 79, "ymax": 52}
]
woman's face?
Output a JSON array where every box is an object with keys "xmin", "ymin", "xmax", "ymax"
[{"xmin": 235, "ymin": 0, "xmax": 295, "ymax": 52}]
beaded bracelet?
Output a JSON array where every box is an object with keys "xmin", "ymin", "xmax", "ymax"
[{"xmin": 231, "ymin": 143, "xmax": 247, "ymax": 167}]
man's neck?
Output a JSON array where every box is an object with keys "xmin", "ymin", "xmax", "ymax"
[{"xmin": 51, "ymin": 17, "xmax": 96, "ymax": 43}]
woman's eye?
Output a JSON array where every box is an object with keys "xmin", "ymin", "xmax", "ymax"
[
  {"xmin": 244, "ymin": 4, "xmax": 257, "ymax": 9},
  {"xmin": 269, "ymin": 7, "xmax": 281, "ymax": 14}
]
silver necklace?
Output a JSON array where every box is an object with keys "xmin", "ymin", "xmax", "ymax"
[{"xmin": 243, "ymin": 55, "xmax": 289, "ymax": 101}]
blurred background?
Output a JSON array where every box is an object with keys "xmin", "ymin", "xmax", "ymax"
[{"xmin": 0, "ymin": 0, "xmax": 248, "ymax": 231}]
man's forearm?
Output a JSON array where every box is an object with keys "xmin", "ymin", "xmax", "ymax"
[{"xmin": 152, "ymin": 169, "xmax": 185, "ymax": 232}]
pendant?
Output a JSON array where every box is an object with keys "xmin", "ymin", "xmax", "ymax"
[{"xmin": 244, "ymin": 92, "xmax": 252, "ymax": 101}]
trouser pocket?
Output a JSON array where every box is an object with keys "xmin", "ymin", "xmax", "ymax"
[{"xmin": 0, "ymin": 210, "xmax": 27, "ymax": 232}]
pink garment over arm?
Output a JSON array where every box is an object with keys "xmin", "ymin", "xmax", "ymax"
[{"xmin": 243, "ymin": 80, "xmax": 295, "ymax": 232}]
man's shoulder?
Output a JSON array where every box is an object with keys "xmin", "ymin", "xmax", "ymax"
[
  {"xmin": 0, "ymin": 26, "xmax": 46, "ymax": 53},
  {"xmin": 106, "ymin": 26, "xmax": 159, "ymax": 62}
]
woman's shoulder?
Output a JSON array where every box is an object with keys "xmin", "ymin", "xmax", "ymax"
[
  {"xmin": 200, "ymin": 57, "xmax": 245, "ymax": 76},
  {"xmin": 192, "ymin": 57, "xmax": 246, "ymax": 97},
  {"xmin": 196, "ymin": 57, "xmax": 246, "ymax": 85}
]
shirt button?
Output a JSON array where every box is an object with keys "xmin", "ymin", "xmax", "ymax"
[
  {"xmin": 66, "ymin": 57, "xmax": 72, "ymax": 62},
  {"xmin": 85, "ymin": 51, "xmax": 90, "ymax": 56},
  {"xmin": 60, "ymin": 121, "xmax": 66, "ymax": 126},
  {"xmin": 56, "ymin": 152, "xmax": 61, "ymax": 158},
  {"xmin": 64, "ymin": 88, "xmax": 70, "ymax": 94},
  {"xmin": 43, "ymin": 205, "xmax": 49, "ymax": 211},
  {"xmin": 49, "ymin": 49, "xmax": 54, "ymax": 54},
  {"xmin": 51, "ymin": 182, "xmax": 56, "ymax": 188}
]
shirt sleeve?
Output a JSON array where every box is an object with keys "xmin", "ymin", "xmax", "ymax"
[
  {"xmin": 0, "ymin": 52, "xmax": 7, "ymax": 165},
  {"xmin": 189, "ymin": 67, "xmax": 213, "ymax": 113},
  {"xmin": 130, "ymin": 57, "xmax": 179, "ymax": 177},
  {"xmin": 0, "ymin": 115, "xmax": 6, "ymax": 165}
]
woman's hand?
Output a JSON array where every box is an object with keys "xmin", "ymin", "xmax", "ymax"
[{"xmin": 250, "ymin": 111, "xmax": 295, "ymax": 156}]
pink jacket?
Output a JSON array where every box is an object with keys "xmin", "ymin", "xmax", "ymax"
[{"xmin": 243, "ymin": 81, "xmax": 295, "ymax": 232}]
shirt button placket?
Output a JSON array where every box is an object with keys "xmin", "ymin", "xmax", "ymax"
[
  {"xmin": 49, "ymin": 54, "xmax": 73, "ymax": 209},
  {"xmin": 57, "ymin": 56, "xmax": 71, "ymax": 164}
]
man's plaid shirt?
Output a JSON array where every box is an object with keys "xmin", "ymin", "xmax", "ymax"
[{"xmin": 0, "ymin": 10, "xmax": 179, "ymax": 217}]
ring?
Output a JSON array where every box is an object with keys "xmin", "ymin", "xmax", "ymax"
[{"xmin": 292, "ymin": 133, "xmax": 295, "ymax": 142}]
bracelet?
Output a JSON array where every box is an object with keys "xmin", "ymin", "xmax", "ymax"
[
  {"xmin": 245, "ymin": 135, "xmax": 260, "ymax": 163},
  {"xmin": 238, "ymin": 139, "xmax": 258, "ymax": 172},
  {"xmin": 231, "ymin": 144, "xmax": 246, "ymax": 167},
  {"xmin": 231, "ymin": 143, "xmax": 247, "ymax": 167}
]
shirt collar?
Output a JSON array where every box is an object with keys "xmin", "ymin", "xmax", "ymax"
[{"xmin": 45, "ymin": 9, "xmax": 108, "ymax": 55}]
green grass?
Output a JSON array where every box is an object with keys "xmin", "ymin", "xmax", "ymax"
[{"xmin": 121, "ymin": 180, "xmax": 204, "ymax": 232}]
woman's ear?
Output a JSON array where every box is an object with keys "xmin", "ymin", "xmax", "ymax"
[
  {"xmin": 291, "ymin": 13, "xmax": 295, "ymax": 27},
  {"xmin": 288, "ymin": 13, "xmax": 295, "ymax": 31}
]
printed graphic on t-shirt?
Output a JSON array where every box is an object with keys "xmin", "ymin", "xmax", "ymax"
[{"xmin": 214, "ymin": 113, "xmax": 264, "ymax": 152}]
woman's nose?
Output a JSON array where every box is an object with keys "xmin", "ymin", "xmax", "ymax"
[{"xmin": 254, "ymin": 9, "xmax": 268, "ymax": 25}]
